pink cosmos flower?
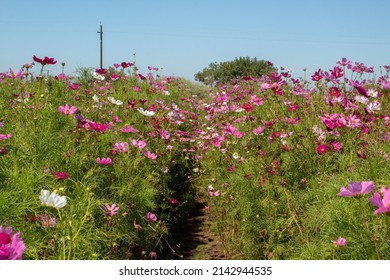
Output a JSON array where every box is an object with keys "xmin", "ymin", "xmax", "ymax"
[
  {"xmin": 120, "ymin": 125, "xmax": 139, "ymax": 133},
  {"xmin": 253, "ymin": 126, "xmax": 265, "ymax": 135},
  {"xmin": 133, "ymin": 219, "xmax": 142, "ymax": 232},
  {"xmin": 58, "ymin": 104, "xmax": 78, "ymax": 115},
  {"xmin": 143, "ymin": 150, "xmax": 157, "ymax": 160},
  {"xmin": 316, "ymin": 144, "xmax": 329, "ymax": 154},
  {"xmin": 111, "ymin": 142, "xmax": 129, "ymax": 154},
  {"xmin": 33, "ymin": 55, "xmax": 57, "ymax": 65},
  {"xmin": 369, "ymin": 188, "xmax": 390, "ymax": 215},
  {"xmin": 0, "ymin": 226, "xmax": 26, "ymax": 260},
  {"xmin": 96, "ymin": 157, "xmax": 112, "ymax": 165},
  {"xmin": 0, "ymin": 133, "xmax": 12, "ymax": 140},
  {"xmin": 131, "ymin": 139, "xmax": 147, "ymax": 149},
  {"xmin": 100, "ymin": 204, "xmax": 119, "ymax": 217},
  {"xmin": 330, "ymin": 142, "xmax": 342, "ymax": 152},
  {"xmin": 145, "ymin": 212, "xmax": 157, "ymax": 222},
  {"xmin": 338, "ymin": 181, "xmax": 375, "ymax": 197},
  {"xmin": 331, "ymin": 237, "xmax": 346, "ymax": 247}
]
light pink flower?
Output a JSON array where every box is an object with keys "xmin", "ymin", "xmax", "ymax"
[
  {"xmin": 58, "ymin": 104, "xmax": 78, "ymax": 115},
  {"xmin": 253, "ymin": 126, "xmax": 265, "ymax": 135},
  {"xmin": 143, "ymin": 150, "xmax": 157, "ymax": 160},
  {"xmin": 338, "ymin": 181, "xmax": 375, "ymax": 197},
  {"xmin": 145, "ymin": 212, "xmax": 157, "ymax": 222}
]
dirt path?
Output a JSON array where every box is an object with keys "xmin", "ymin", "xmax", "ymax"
[{"xmin": 175, "ymin": 201, "xmax": 226, "ymax": 260}]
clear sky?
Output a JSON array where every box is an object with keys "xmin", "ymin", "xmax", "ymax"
[{"xmin": 1, "ymin": 0, "xmax": 389, "ymax": 81}]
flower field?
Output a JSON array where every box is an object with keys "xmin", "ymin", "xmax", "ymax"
[{"xmin": 1, "ymin": 57, "xmax": 390, "ymax": 260}]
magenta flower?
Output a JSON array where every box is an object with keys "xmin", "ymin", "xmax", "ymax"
[
  {"xmin": 369, "ymin": 188, "xmax": 390, "ymax": 215},
  {"xmin": 39, "ymin": 214, "xmax": 56, "ymax": 228},
  {"xmin": 58, "ymin": 104, "xmax": 78, "ymax": 115},
  {"xmin": 0, "ymin": 226, "xmax": 26, "ymax": 260},
  {"xmin": 0, "ymin": 133, "xmax": 12, "ymax": 140},
  {"xmin": 338, "ymin": 181, "xmax": 375, "ymax": 197},
  {"xmin": 100, "ymin": 204, "xmax": 119, "ymax": 217},
  {"xmin": 331, "ymin": 237, "xmax": 346, "ymax": 247},
  {"xmin": 96, "ymin": 157, "xmax": 112, "ymax": 165},
  {"xmin": 316, "ymin": 144, "xmax": 329, "ymax": 154},
  {"xmin": 33, "ymin": 55, "xmax": 57, "ymax": 66},
  {"xmin": 52, "ymin": 171, "xmax": 70, "ymax": 180},
  {"xmin": 146, "ymin": 212, "xmax": 157, "ymax": 222}
]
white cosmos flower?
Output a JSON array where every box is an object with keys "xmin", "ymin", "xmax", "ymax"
[
  {"xmin": 137, "ymin": 108, "xmax": 155, "ymax": 117},
  {"xmin": 92, "ymin": 94, "xmax": 100, "ymax": 103},
  {"xmin": 107, "ymin": 96, "xmax": 123, "ymax": 106},
  {"xmin": 39, "ymin": 190, "xmax": 67, "ymax": 209},
  {"xmin": 232, "ymin": 152, "xmax": 240, "ymax": 160},
  {"xmin": 92, "ymin": 72, "xmax": 105, "ymax": 81}
]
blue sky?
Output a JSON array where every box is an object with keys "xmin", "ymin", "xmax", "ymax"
[{"xmin": 1, "ymin": 0, "xmax": 389, "ymax": 81}]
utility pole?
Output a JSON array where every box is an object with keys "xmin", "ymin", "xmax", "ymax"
[{"xmin": 97, "ymin": 23, "xmax": 103, "ymax": 69}]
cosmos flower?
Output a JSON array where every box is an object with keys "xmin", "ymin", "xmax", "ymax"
[
  {"xmin": 107, "ymin": 96, "xmax": 123, "ymax": 106},
  {"xmin": 331, "ymin": 237, "xmax": 346, "ymax": 247},
  {"xmin": 39, "ymin": 190, "xmax": 67, "ymax": 209},
  {"xmin": 369, "ymin": 188, "xmax": 390, "ymax": 215},
  {"xmin": 0, "ymin": 226, "xmax": 26, "ymax": 260},
  {"xmin": 145, "ymin": 212, "xmax": 157, "ymax": 222},
  {"xmin": 137, "ymin": 108, "xmax": 155, "ymax": 117},
  {"xmin": 33, "ymin": 55, "xmax": 57, "ymax": 65},
  {"xmin": 58, "ymin": 104, "xmax": 78, "ymax": 115},
  {"xmin": 338, "ymin": 181, "xmax": 375, "ymax": 197},
  {"xmin": 96, "ymin": 157, "xmax": 112, "ymax": 165},
  {"xmin": 100, "ymin": 204, "xmax": 119, "ymax": 217}
]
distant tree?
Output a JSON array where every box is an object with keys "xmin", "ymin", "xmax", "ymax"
[{"xmin": 195, "ymin": 56, "xmax": 277, "ymax": 86}]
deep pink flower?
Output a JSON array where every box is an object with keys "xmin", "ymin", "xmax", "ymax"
[
  {"xmin": 169, "ymin": 198, "xmax": 178, "ymax": 205},
  {"xmin": 96, "ymin": 157, "xmax": 112, "ymax": 165},
  {"xmin": 33, "ymin": 55, "xmax": 57, "ymax": 65},
  {"xmin": 311, "ymin": 69, "xmax": 323, "ymax": 81},
  {"xmin": 90, "ymin": 122, "xmax": 109, "ymax": 132},
  {"xmin": 369, "ymin": 189, "xmax": 390, "ymax": 215},
  {"xmin": 145, "ymin": 212, "xmax": 157, "ymax": 222},
  {"xmin": 0, "ymin": 226, "xmax": 26, "ymax": 260},
  {"xmin": 331, "ymin": 237, "xmax": 346, "ymax": 247},
  {"xmin": 69, "ymin": 83, "xmax": 81, "ymax": 90},
  {"xmin": 52, "ymin": 171, "xmax": 70, "ymax": 180},
  {"xmin": 58, "ymin": 104, "xmax": 78, "ymax": 115},
  {"xmin": 338, "ymin": 181, "xmax": 375, "ymax": 197},
  {"xmin": 316, "ymin": 144, "xmax": 329, "ymax": 154}
]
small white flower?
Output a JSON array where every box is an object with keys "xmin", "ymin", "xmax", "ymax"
[
  {"xmin": 366, "ymin": 100, "xmax": 381, "ymax": 113},
  {"xmin": 163, "ymin": 90, "xmax": 171, "ymax": 96},
  {"xmin": 354, "ymin": 95, "xmax": 369, "ymax": 104},
  {"xmin": 193, "ymin": 168, "xmax": 199, "ymax": 173},
  {"xmin": 232, "ymin": 152, "xmax": 240, "ymax": 160},
  {"xmin": 39, "ymin": 190, "xmax": 67, "ymax": 209},
  {"xmin": 92, "ymin": 94, "xmax": 100, "ymax": 103},
  {"xmin": 366, "ymin": 89, "xmax": 378, "ymax": 98},
  {"xmin": 107, "ymin": 96, "xmax": 123, "ymax": 106},
  {"xmin": 92, "ymin": 72, "xmax": 105, "ymax": 81},
  {"xmin": 137, "ymin": 108, "xmax": 155, "ymax": 117}
]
